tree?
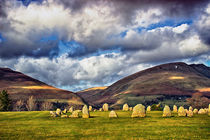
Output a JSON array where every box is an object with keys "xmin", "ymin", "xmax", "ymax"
[
  {"xmin": 0, "ymin": 90, "xmax": 11, "ymax": 111},
  {"xmin": 26, "ymin": 96, "xmax": 37, "ymax": 111},
  {"xmin": 41, "ymin": 101, "xmax": 53, "ymax": 111},
  {"xmin": 186, "ymin": 93, "xmax": 210, "ymax": 109},
  {"xmin": 14, "ymin": 100, "xmax": 24, "ymax": 111}
]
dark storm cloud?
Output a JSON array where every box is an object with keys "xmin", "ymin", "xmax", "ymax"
[{"xmin": 57, "ymin": 0, "xmax": 210, "ymax": 25}]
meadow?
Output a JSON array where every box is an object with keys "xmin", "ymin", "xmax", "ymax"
[{"xmin": 0, "ymin": 111, "xmax": 210, "ymax": 140}]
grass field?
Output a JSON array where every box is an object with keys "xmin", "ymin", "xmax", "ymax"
[{"xmin": 0, "ymin": 111, "xmax": 210, "ymax": 140}]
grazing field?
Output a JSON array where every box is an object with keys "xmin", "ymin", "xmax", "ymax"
[{"xmin": 0, "ymin": 111, "xmax": 210, "ymax": 140}]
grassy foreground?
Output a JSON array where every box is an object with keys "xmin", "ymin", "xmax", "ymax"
[{"xmin": 0, "ymin": 111, "xmax": 210, "ymax": 140}]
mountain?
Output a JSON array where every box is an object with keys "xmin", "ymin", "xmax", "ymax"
[
  {"xmin": 0, "ymin": 68, "xmax": 84, "ymax": 106},
  {"xmin": 77, "ymin": 62, "xmax": 210, "ymax": 108}
]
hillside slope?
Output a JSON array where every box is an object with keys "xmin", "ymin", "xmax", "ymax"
[
  {"xmin": 0, "ymin": 68, "xmax": 84, "ymax": 106},
  {"xmin": 77, "ymin": 62, "xmax": 210, "ymax": 108}
]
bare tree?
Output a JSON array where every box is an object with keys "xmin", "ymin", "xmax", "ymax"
[
  {"xmin": 15, "ymin": 100, "xmax": 24, "ymax": 111},
  {"xmin": 26, "ymin": 96, "xmax": 36, "ymax": 111},
  {"xmin": 186, "ymin": 93, "xmax": 210, "ymax": 109},
  {"xmin": 41, "ymin": 101, "xmax": 53, "ymax": 111}
]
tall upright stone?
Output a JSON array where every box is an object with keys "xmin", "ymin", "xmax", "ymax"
[
  {"xmin": 187, "ymin": 110, "xmax": 193, "ymax": 117},
  {"xmin": 131, "ymin": 104, "xmax": 146, "ymax": 118},
  {"xmin": 89, "ymin": 106, "xmax": 93, "ymax": 112},
  {"xmin": 123, "ymin": 103, "xmax": 129, "ymax": 111},
  {"xmin": 178, "ymin": 106, "xmax": 186, "ymax": 117},
  {"xmin": 82, "ymin": 105, "xmax": 90, "ymax": 118},
  {"xmin": 146, "ymin": 106, "xmax": 151, "ymax": 112},
  {"xmin": 193, "ymin": 108, "xmax": 198, "ymax": 114},
  {"xmin": 173, "ymin": 105, "xmax": 178, "ymax": 112},
  {"xmin": 189, "ymin": 106, "xmax": 193, "ymax": 111},
  {"xmin": 63, "ymin": 109, "xmax": 67, "ymax": 114},
  {"xmin": 56, "ymin": 108, "xmax": 62, "ymax": 116},
  {"xmin": 69, "ymin": 106, "xmax": 74, "ymax": 113},
  {"xmin": 70, "ymin": 111, "xmax": 79, "ymax": 118},
  {"xmin": 102, "ymin": 103, "xmax": 109, "ymax": 111},
  {"xmin": 162, "ymin": 105, "xmax": 171, "ymax": 117},
  {"xmin": 109, "ymin": 110, "xmax": 118, "ymax": 118}
]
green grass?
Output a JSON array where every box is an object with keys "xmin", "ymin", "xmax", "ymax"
[{"xmin": 0, "ymin": 111, "xmax": 210, "ymax": 140}]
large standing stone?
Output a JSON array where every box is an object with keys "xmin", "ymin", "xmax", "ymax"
[
  {"xmin": 70, "ymin": 111, "xmax": 79, "ymax": 118},
  {"xmin": 187, "ymin": 110, "xmax": 193, "ymax": 117},
  {"xmin": 198, "ymin": 108, "xmax": 206, "ymax": 114},
  {"xmin": 189, "ymin": 106, "xmax": 193, "ymax": 111},
  {"xmin": 102, "ymin": 103, "xmax": 109, "ymax": 111},
  {"xmin": 123, "ymin": 104, "xmax": 129, "ymax": 111},
  {"xmin": 69, "ymin": 106, "xmax": 74, "ymax": 113},
  {"xmin": 63, "ymin": 109, "xmax": 67, "ymax": 114},
  {"xmin": 162, "ymin": 105, "xmax": 171, "ymax": 117},
  {"xmin": 56, "ymin": 108, "xmax": 62, "ymax": 116},
  {"xmin": 109, "ymin": 110, "xmax": 118, "ymax": 118},
  {"xmin": 193, "ymin": 108, "xmax": 198, "ymax": 114},
  {"xmin": 146, "ymin": 106, "xmax": 151, "ymax": 112},
  {"xmin": 50, "ymin": 111, "xmax": 58, "ymax": 117},
  {"xmin": 173, "ymin": 105, "xmax": 178, "ymax": 112},
  {"xmin": 82, "ymin": 105, "xmax": 90, "ymax": 118},
  {"xmin": 131, "ymin": 104, "xmax": 146, "ymax": 118},
  {"xmin": 178, "ymin": 106, "xmax": 186, "ymax": 117},
  {"xmin": 89, "ymin": 106, "xmax": 93, "ymax": 112}
]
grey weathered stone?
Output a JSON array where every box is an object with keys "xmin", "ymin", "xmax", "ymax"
[
  {"xmin": 82, "ymin": 105, "xmax": 90, "ymax": 118},
  {"xmin": 109, "ymin": 110, "xmax": 118, "ymax": 118}
]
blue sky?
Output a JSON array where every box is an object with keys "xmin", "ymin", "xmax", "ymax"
[{"xmin": 0, "ymin": 0, "xmax": 210, "ymax": 91}]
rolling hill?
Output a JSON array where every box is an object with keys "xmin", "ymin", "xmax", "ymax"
[
  {"xmin": 0, "ymin": 68, "xmax": 84, "ymax": 106},
  {"xmin": 77, "ymin": 62, "xmax": 210, "ymax": 108}
]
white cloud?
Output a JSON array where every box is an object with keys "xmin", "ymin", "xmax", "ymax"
[{"xmin": 173, "ymin": 24, "xmax": 189, "ymax": 34}]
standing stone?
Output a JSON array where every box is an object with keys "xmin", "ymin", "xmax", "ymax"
[
  {"xmin": 89, "ymin": 106, "xmax": 93, "ymax": 112},
  {"xmin": 162, "ymin": 105, "xmax": 171, "ymax": 117},
  {"xmin": 56, "ymin": 108, "xmax": 62, "ymax": 116},
  {"xmin": 146, "ymin": 106, "xmax": 151, "ymax": 112},
  {"xmin": 178, "ymin": 106, "xmax": 186, "ymax": 117},
  {"xmin": 109, "ymin": 110, "xmax": 118, "ymax": 118},
  {"xmin": 187, "ymin": 110, "xmax": 193, "ymax": 117},
  {"xmin": 99, "ymin": 108, "xmax": 102, "ymax": 111},
  {"xmin": 82, "ymin": 105, "xmax": 90, "ymax": 118},
  {"xmin": 185, "ymin": 109, "xmax": 189, "ymax": 114},
  {"xmin": 193, "ymin": 108, "xmax": 198, "ymax": 114},
  {"xmin": 198, "ymin": 108, "xmax": 206, "ymax": 114},
  {"xmin": 69, "ymin": 106, "xmax": 74, "ymax": 113},
  {"xmin": 70, "ymin": 111, "xmax": 79, "ymax": 118},
  {"xmin": 189, "ymin": 106, "xmax": 193, "ymax": 111},
  {"xmin": 129, "ymin": 107, "xmax": 133, "ymax": 111},
  {"xmin": 50, "ymin": 111, "xmax": 58, "ymax": 117},
  {"xmin": 173, "ymin": 105, "xmax": 178, "ymax": 112},
  {"xmin": 102, "ymin": 103, "xmax": 109, "ymax": 111},
  {"xmin": 123, "ymin": 104, "xmax": 129, "ymax": 111},
  {"xmin": 131, "ymin": 104, "xmax": 146, "ymax": 118},
  {"xmin": 63, "ymin": 109, "xmax": 67, "ymax": 114}
]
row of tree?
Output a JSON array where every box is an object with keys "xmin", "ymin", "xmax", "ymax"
[{"xmin": 0, "ymin": 90, "xmax": 209, "ymax": 111}]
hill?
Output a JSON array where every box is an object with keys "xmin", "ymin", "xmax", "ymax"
[
  {"xmin": 0, "ymin": 68, "xmax": 84, "ymax": 106},
  {"xmin": 77, "ymin": 62, "xmax": 210, "ymax": 108}
]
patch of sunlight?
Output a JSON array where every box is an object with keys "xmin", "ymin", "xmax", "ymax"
[
  {"xmin": 198, "ymin": 88, "xmax": 210, "ymax": 92},
  {"xmin": 82, "ymin": 86, "xmax": 108, "ymax": 92},
  {"xmin": 169, "ymin": 76, "xmax": 185, "ymax": 80},
  {"xmin": 21, "ymin": 86, "xmax": 56, "ymax": 90}
]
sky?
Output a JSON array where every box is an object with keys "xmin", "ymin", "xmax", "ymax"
[{"xmin": 0, "ymin": 0, "xmax": 210, "ymax": 92}]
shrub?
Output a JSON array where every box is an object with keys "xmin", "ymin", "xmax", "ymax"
[{"xmin": 151, "ymin": 104, "xmax": 162, "ymax": 111}]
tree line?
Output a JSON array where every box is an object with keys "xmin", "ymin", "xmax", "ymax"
[{"xmin": 0, "ymin": 90, "xmax": 209, "ymax": 111}]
